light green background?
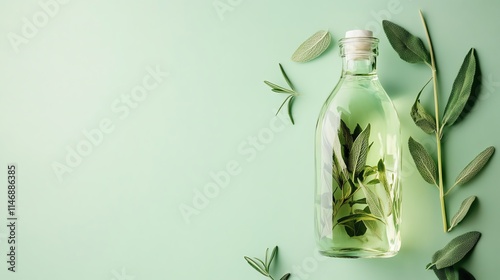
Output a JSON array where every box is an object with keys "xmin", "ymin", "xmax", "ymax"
[{"xmin": 0, "ymin": 0, "xmax": 499, "ymax": 279}]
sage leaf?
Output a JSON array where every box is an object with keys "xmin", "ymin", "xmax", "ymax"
[
  {"xmin": 410, "ymin": 78, "xmax": 436, "ymax": 134},
  {"xmin": 408, "ymin": 137, "xmax": 438, "ymax": 185},
  {"xmin": 427, "ymin": 231, "xmax": 481, "ymax": 270},
  {"xmin": 279, "ymin": 63, "xmax": 295, "ymax": 90},
  {"xmin": 280, "ymin": 273, "xmax": 291, "ymax": 280},
  {"xmin": 244, "ymin": 256, "xmax": 269, "ymax": 277},
  {"xmin": 337, "ymin": 213, "xmax": 384, "ymax": 224},
  {"xmin": 358, "ymin": 179, "xmax": 385, "ymax": 219},
  {"xmin": 291, "ymin": 30, "xmax": 331, "ymax": 62},
  {"xmin": 444, "ymin": 267, "xmax": 460, "ymax": 280},
  {"xmin": 382, "ymin": 20, "xmax": 431, "ymax": 64},
  {"xmin": 377, "ymin": 159, "xmax": 393, "ymax": 216},
  {"xmin": 448, "ymin": 196, "xmax": 476, "ymax": 232},
  {"xmin": 348, "ymin": 124, "xmax": 371, "ymax": 174},
  {"xmin": 433, "ymin": 266, "xmax": 475, "ymax": 280},
  {"xmin": 442, "ymin": 48, "xmax": 478, "ymax": 127},
  {"xmin": 454, "ymin": 146, "xmax": 495, "ymax": 186}
]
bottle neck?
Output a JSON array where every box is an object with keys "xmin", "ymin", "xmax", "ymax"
[
  {"xmin": 342, "ymin": 55, "xmax": 377, "ymax": 76},
  {"xmin": 339, "ymin": 37, "xmax": 379, "ymax": 77}
]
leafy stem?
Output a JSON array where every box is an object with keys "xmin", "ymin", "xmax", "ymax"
[
  {"xmin": 244, "ymin": 246, "xmax": 291, "ymax": 280},
  {"xmin": 264, "ymin": 64, "xmax": 299, "ymax": 125},
  {"xmin": 419, "ymin": 10, "xmax": 448, "ymax": 233}
]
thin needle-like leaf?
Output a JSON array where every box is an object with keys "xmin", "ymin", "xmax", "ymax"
[
  {"xmin": 280, "ymin": 273, "xmax": 291, "ymax": 280},
  {"xmin": 244, "ymin": 256, "xmax": 269, "ymax": 277},
  {"xmin": 264, "ymin": 80, "xmax": 295, "ymax": 94},
  {"xmin": 287, "ymin": 95, "xmax": 296, "ymax": 125},
  {"xmin": 279, "ymin": 63, "xmax": 295, "ymax": 90},
  {"xmin": 448, "ymin": 196, "xmax": 476, "ymax": 232},
  {"xmin": 267, "ymin": 246, "xmax": 278, "ymax": 270}
]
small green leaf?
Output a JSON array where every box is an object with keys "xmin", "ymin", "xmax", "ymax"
[
  {"xmin": 267, "ymin": 246, "xmax": 278, "ymax": 270},
  {"xmin": 442, "ymin": 48, "xmax": 478, "ymax": 127},
  {"xmin": 264, "ymin": 80, "xmax": 294, "ymax": 94},
  {"xmin": 287, "ymin": 95, "xmax": 296, "ymax": 125},
  {"xmin": 382, "ymin": 20, "xmax": 431, "ymax": 64},
  {"xmin": 279, "ymin": 63, "xmax": 295, "ymax": 90},
  {"xmin": 444, "ymin": 266, "xmax": 459, "ymax": 280},
  {"xmin": 337, "ymin": 213, "xmax": 384, "ymax": 224},
  {"xmin": 348, "ymin": 124, "xmax": 371, "ymax": 175},
  {"xmin": 448, "ymin": 196, "xmax": 476, "ymax": 232},
  {"xmin": 264, "ymin": 248, "xmax": 269, "ymax": 267},
  {"xmin": 427, "ymin": 231, "xmax": 481, "ymax": 270},
  {"xmin": 410, "ymin": 78, "xmax": 436, "ymax": 134},
  {"xmin": 454, "ymin": 146, "xmax": 495, "ymax": 186},
  {"xmin": 377, "ymin": 159, "xmax": 393, "ymax": 216},
  {"xmin": 358, "ymin": 179, "xmax": 385, "ymax": 219},
  {"xmin": 408, "ymin": 137, "xmax": 438, "ymax": 185},
  {"xmin": 244, "ymin": 256, "xmax": 269, "ymax": 277},
  {"xmin": 291, "ymin": 30, "xmax": 331, "ymax": 62},
  {"xmin": 280, "ymin": 273, "xmax": 291, "ymax": 280}
]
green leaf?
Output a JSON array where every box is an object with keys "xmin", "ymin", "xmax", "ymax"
[
  {"xmin": 377, "ymin": 159, "xmax": 393, "ymax": 216},
  {"xmin": 291, "ymin": 30, "xmax": 331, "ymax": 62},
  {"xmin": 358, "ymin": 207, "xmax": 383, "ymax": 241},
  {"xmin": 264, "ymin": 80, "xmax": 294, "ymax": 94},
  {"xmin": 337, "ymin": 213, "xmax": 384, "ymax": 224},
  {"xmin": 244, "ymin": 256, "xmax": 269, "ymax": 277},
  {"xmin": 267, "ymin": 246, "xmax": 278, "ymax": 270},
  {"xmin": 408, "ymin": 137, "xmax": 438, "ymax": 185},
  {"xmin": 457, "ymin": 267, "xmax": 476, "ymax": 280},
  {"xmin": 454, "ymin": 146, "xmax": 495, "ymax": 186},
  {"xmin": 442, "ymin": 48, "xmax": 478, "ymax": 127},
  {"xmin": 358, "ymin": 179, "xmax": 385, "ymax": 219},
  {"xmin": 448, "ymin": 196, "xmax": 476, "ymax": 232},
  {"xmin": 348, "ymin": 124, "xmax": 371, "ymax": 175},
  {"xmin": 287, "ymin": 95, "xmax": 296, "ymax": 125},
  {"xmin": 433, "ymin": 266, "xmax": 476, "ymax": 280},
  {"xmin": 426, "ymin": 231, "xmax": 481, "ymax": 270},
  {"xmin": 444, "ymin": 266, "xmax": 460, "ymax": 280},
  {"xmin": 410, "ymin": 78, "xmax": 436, "ymax": 134},
  {"xmin": 382, "ymin": 20, "xmax": 431, "ymax": 64},
  {"xmin": 279, "ymin": 63, "xmax": 295, "ymax": 90},
  {"xmin": 280, "ymin": 273, "xmax": 291, "ymax": 280}
]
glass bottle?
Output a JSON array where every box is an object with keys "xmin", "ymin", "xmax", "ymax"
[{"xmin": 314, "ymin": 30, "xmax": 402, "ymax": 258}]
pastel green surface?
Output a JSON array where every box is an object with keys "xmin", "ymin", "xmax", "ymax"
[{"xmin": 0, "ymin": 0, "xmax": 499, "ymax": 279}]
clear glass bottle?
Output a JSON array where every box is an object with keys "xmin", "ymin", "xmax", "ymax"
[{"xmin": 314, "ymin": 30, "xmax": 402, "ymax": 258}]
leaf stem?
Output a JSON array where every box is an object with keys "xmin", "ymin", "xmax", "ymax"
[{"xmin": 420, "ymin": 10, "xmax": 448, "ymax": 232}]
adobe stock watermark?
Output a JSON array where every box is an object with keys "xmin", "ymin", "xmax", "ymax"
[
  {"xmin": 355, "ymin": 0, "xmax": 403, "ymax": 35},
  {"xmin": 179, "ymin": 112, "xmax": 290, "ymax": 224},
  {"xmin": 111, "ymin": 267, "xmax": 135, "ymax": 280},
  {"xmin": 213, "ymin": 0, "xmax": 243, "ymax": 21},
  {"xmin": 290, "ymin": 249, "xmax": 327, "ymax": 280},
  {"xmin": 7, "ymin": 0, "xmax": 71, "ymax": 53},
  {"xmin": 51, "ymin": 65, "xmax": 170, "ymax": 183}
]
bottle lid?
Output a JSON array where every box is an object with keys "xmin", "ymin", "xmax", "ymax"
[
  {"xmin": 342, "ymin": 30, "xmax": 376, "ymax": 58},
  {"xmin": 345, "ymin": 30, "xmax": 373, "ymax": 38}
]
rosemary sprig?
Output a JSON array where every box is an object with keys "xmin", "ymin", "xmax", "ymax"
[
  {"xmin": 264, "ymin": 64, "xmax": 299, "ymax": 125},
  {"xmin": 244, "ymin": 246, "xmax": 291, "ymax": 280}
]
